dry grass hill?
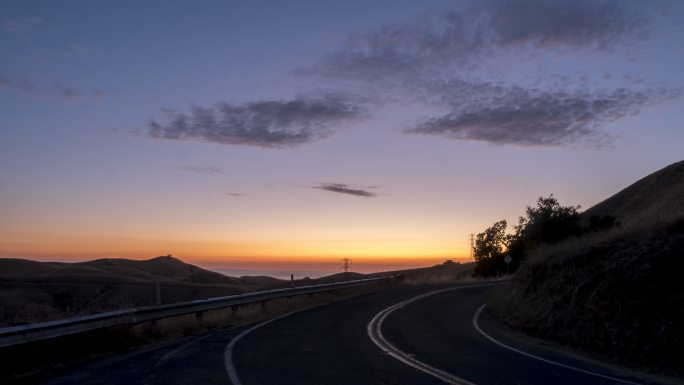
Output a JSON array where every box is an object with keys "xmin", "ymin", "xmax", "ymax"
[
  {"xmin": 0, "ymin": 254, "xmax": 474, "ymax": 328},
  {"xmin": 583, "ymin": 160, "xmax": 684, "ymax": 228},
  {"xmin": 491, "ymin": 160, "xmax": 684, "ymax": 374},
  {"xmin": 0, "ymin": 256, "xmax": 285, "ymax": 327}
]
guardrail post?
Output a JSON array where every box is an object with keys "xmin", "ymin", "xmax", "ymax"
[{"xmin": 155, "ymin": 283, "xmax": 161, "ymax": 305}]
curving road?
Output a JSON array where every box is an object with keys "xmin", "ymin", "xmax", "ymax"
[
  {"xmin": 39, "ymin": 283, "xmax": 678, "ymax": 385},
  {"xmin": 374, "ymin": 285, "xmax": 664, "ymax": 385}
]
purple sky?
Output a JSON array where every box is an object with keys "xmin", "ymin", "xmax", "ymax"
[{"xmin": 1, "ymin": 0, "xmax": 683, "ymax": 270}]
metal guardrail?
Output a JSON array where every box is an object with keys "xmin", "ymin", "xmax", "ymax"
[{"xmin": 0, "ymin": 276, "xmax": 389, "ymax": 348}]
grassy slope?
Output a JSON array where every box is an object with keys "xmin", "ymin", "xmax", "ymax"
[
  {"xmin": 490, "ymin": 160, "xmax": 684, "ymax": 373},
  {"xmin": 583, "ymin": 160, "xmax": 684, "ymax": 227},
  {"xmin": 0, "ymin": 256, "xmax": 277, "ymax": 326},
  {"xmin": 0, "ymin": 255, "xmax": 474, "ymax": 327}
]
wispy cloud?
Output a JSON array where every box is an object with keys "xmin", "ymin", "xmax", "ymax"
[
  {"xmin": 225, "ymin": 192, "xmax": 244, "ymax": 197},
  {"xmin": 312, "ymin": 183, "xmax": 378, "ymax": 198},
  {"xmin": 0, "ymin": 74, "xmax": 102, "ymax": 100},
  {"xmin": 300, "ymin": 0, "xmax": 679, "ymax": 147},
  {"xmin": 1, "ymin": 17, "xmax": 42, "ymax": 33},
  {"xmin": 175, "ymin": 166, "xmax": 225, "ymax": 175},
  {"xmin": 148, "ymin": 94, "xmax": 363, "ymax": 148},
  {"xmin": 483, "ymin": 0, "xmax": 650, "ymax": 49},
  {"xmin": 0, "ymin": 76, "xmax": 39, "ymax": 95},
  {"xmin": 143, "ymin": 0, "xmax": 677, "ymax": 150},
  {"xmin": 315, "ymin": 0, "xmax": 653, "ymax": 81},
  {"xmin": 53, "ymin": 85, "xmax": 81, "ymax": 99},
  {"xmin": 408, "ymin": 84, "xmax": 679, "ymax": 146}
]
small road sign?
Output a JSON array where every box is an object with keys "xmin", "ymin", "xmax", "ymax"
[{"xmin": 504, "ymin": 255, "xmax": 512, "ymax": 264}]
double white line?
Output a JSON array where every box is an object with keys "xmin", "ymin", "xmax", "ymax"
[
  {"xmin": 367, "ymin": 285, "xmax": 642, "ymax": 385},
  {"xmin": 367, "ymin": 285, "xmax": 481, "ymax": 385}
]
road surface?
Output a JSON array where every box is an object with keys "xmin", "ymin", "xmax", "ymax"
[{"xmin": 38, "ymin": 283, "xmax": 676, "ymax": 385}]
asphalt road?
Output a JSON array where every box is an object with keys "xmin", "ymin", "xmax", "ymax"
[
  {"xmin": 38, "ymin": 284, "xmax": 448, "ymax": 385},
  {"xmin": 38, "ymin": 282, "xmax": 677, "ymax": 385},
  {"xmin": 380, "ymin": 285, "xmax": 664, "ymax": 385}
]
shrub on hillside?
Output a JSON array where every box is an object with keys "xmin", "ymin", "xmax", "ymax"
[{"xmin": 473, "ymin": 195, "xmax": 617, "ymax": 277}]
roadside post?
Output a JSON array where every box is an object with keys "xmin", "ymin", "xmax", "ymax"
[
  {"xmin": 504, "ymin": 255, "xmax": 512, "ymax": 275},
  {"xmin": 155, "ymin": 283, "xmax": 161, "ymax": 305}
]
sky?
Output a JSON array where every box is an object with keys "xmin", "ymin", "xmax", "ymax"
[{"xmin": 1, "ymin": 0, "xmax": 683, "ymax": 274}]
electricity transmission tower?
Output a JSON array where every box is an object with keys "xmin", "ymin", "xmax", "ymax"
[
  {"xmin": 342, "ymin": 258, "xmax": 352, "ymax": 273},
  {"xmin": 468, "ymin": 233, "xmax": 475, "ymax": 261}
]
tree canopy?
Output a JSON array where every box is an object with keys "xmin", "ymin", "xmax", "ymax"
[
  {"xmin": 472, "ymin": 194, "xmax": 616, "ymax": 277},
  {"xmin": 473, "ymin": 220, "xmax": 509, "ymax": 276}
]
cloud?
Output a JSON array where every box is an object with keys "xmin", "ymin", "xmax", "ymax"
[
  {"xmin": 314, "ymin": 0, "xmax": 653, "ymax": 80},
  {"xmin": 142, "ymin": 0, "xmax": 675, "ymax": 150},
  {"xmin": 300, "ymin": 0, "xmax": 679, "ymax": 148},
  {"xmin": 0, "ymin": 74, "xmax": 101, "ymax": 100},
  {"xmin": 0, "ymin": 75, "xmax": 40, "ymax": 95},
  {"xmin": 312, "ymin": 183, "xmax": 377, "ymax": 197},
  {"xmin": 148, "ymin": 94, "xmax": 363, "ymax": 148},
  {"xmin": 1, "ymin": 17, "xmax": 42, "ymax": 33},
  {"xmin": 483, "ymin": 0, "xmax": 649, "ymax": 50},
  {"xmin": 175, "ymin": 166, "xmax": 225, "ymax": 175},
  {"xmin": 408, "ymin": 85, "xmax": 677, "ymax": 146},
  {"xmin": 225, "ymin": 192, "xmax": 244, "ymax": 197},
  {"xmin": 54, "ymin": 85, "xmax": 81, "ymax": 99}
]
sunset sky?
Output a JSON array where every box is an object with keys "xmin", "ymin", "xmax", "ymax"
[{"xmin": 1, "ymin": 1, "xmax": 683, "ymax": 274}]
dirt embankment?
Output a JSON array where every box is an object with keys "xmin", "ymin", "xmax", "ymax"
[
  {"xmin": 490, "ymin": 160, "xmax": 684, "ymax": 375},
  {"xmin": 491, "ymin": 218, "xmax": 684, "ymax": 374}
]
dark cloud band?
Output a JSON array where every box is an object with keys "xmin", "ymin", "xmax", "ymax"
[
  {"xmin": 408, "ymin": 86, "xmax": 676, "ymax": 146},
  {"xmin": 312, "ymin": 183, "xmax": 377, "ymax": 197},
  {"xmin": 317, "ymin": 0, "xmax": 653, "ymax": 80},
  {"xmin": 148, "ymin": 95, "xmax": 363, "ymax": 148}
]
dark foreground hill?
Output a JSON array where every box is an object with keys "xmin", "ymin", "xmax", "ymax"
[
  {"xmin": 583, "ymin": 160, "xmax": 684, "ymax": 227},
  {"xmin": 491, "ymin": 160, "xmax": 684, "ymax": 374},
  {"xmin": 0, "ymin": 256, "xmax": 285, "ymax": 327},
  {"xmin": 0, "ymin": 255, "xmax": 474, "ymax": 327}
]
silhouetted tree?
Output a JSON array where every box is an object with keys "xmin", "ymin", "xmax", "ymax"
[
  {"xmin": 518, "ymin": 194, "xmax": 582, "ymax": 246},
  {"xmin": 473, "ymin": 220, "xmax": 509, "ymax": 276},
  {"xmin": 473, "ymin": 195, "xmax": 585, "ymax": 276}
]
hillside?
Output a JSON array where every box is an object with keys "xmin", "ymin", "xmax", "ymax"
[
  {"xmin": 306, "ymin": 261, "xmax": 475, "ymax": 285},
  {"xmin": 490, "ymin": 160, "xmax": 684, "ymax": 374},
  {"xmin": 583, "ymin": 160, "xmax": 684, "ymax": 227},
  {"xmin": 0, "ymin": 256, "xmax": 240, "ymax": 285},
  {"xmin": 0, "ymin": 255, "xmax": 474, "ymax": 328},
  {"xmin": 0, "ymin": 256, "xmax": 284, "ymax": 327}
]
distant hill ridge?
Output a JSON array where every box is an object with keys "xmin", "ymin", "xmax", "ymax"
[
  {"xmin": 0, "ymin": 255, "xmax": 245, "ymax": 285},
  {"xmin": 0, "ymin": 254, "xmax": 475, "ymax": 327},
  {"xmin": 583, "ymin": 160, "xmax": 684, "ymax": 227},
  {"xmin": 0, "ymin": 255, "xmax": 290, "ymax": 327}
]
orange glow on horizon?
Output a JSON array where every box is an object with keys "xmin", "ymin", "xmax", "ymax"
[{"xmin": 0, "ymin": 237, "xmax": 470, "ymax": 271}]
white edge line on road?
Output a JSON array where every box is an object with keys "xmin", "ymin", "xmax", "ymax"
[
  {"xmin": 472, "ymin": 304, "xmax": 642, "ymax": 385},
  {"xmin": 367, "ymin": 285, "xmax": 488, "ymax": 385},
  {"xmin": 224, "ymin": 312, "xmax": 298, "ymax": 385}
]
